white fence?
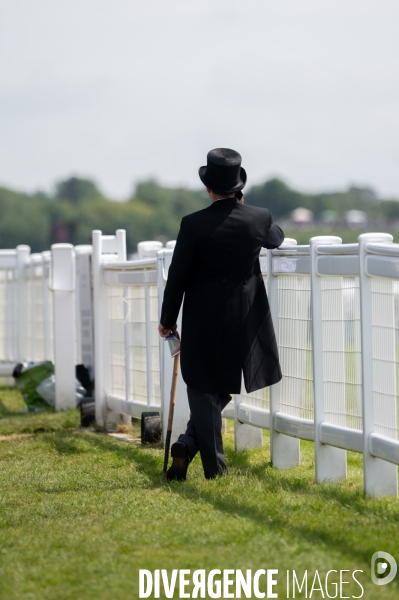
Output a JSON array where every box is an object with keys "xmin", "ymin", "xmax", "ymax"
[
  {"xmin": 0, "ymin": 246, "xmax": 55, "ymax": 379},
  {"xmin": 236, "ymin": 233, "xmax": 399, "ymax": 498},
  {"xmin": 0, "ymin": 246, "xmax": 30, "ymax": 378},
  {"xmin": 2, "ymin": 230, "xmax": 399, "ymax": 497},
  {"xmin": 0, "ymin": 243, "xmax": 93, "ymax": 410},
  {"xmin": 93, "ymin": 231, "xmax": 189, "ymax": 438}
]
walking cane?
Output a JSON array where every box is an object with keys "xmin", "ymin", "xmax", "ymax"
[{"xmin": 162, "ymin": 331, "xmax": 180, "ymax": 481}]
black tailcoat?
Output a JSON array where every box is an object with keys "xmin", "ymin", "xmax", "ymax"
[{"xmin": 161, "ymin": 198, "xmax": 284, "ymax": 394}]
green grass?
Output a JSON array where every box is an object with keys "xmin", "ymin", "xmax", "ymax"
[{"xmin": 1, "ymin": 387, "xmax": 399, "ymax": 599}]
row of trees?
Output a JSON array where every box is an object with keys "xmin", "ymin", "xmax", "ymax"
[{"xmin": 0, "ymin": 176, "xmax": 398, "ymax": 253}]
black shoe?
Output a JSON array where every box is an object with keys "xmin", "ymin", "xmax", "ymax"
[{"xmin": 166, "ymin": 441, "xmax": 190, "ymax": 481}]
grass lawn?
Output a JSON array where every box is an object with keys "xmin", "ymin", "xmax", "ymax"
[{"xmin": 1, "ymin": 386, "xmax": 399, "ymax": 600}]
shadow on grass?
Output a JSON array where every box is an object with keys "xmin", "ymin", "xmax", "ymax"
[
  {"xmin": 37, "ymin": 429, "xmax": 363, "ymax": 503},
  {"xmin": 37, "ymin": 429, "xmax": 399, "ymax": 566}
]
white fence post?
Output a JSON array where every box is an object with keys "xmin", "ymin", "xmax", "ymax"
[
  {"xmin": 0, "ymin": 250, "xmax": 19, "ymax": 381},
  {"xmin": 115, "ymin": 231, "xmax": 130, "ymax": 426},
  {"xmin": 28, "ymin": 253, "xmax": 45, "ymax": 362},
  {"xmin": 75, "ymin": 246, "xmax": 94, "ymax": 376},
  {"xmin": 359, "ymin": 233, "xmax": 398, "ymax": 497},
  {"xmin": 93, "ymin": 231, "xmax": 109, "ymax": 427},
  {"xmin": 93, "ymin": 230, "xmax": 127, "ymax": 428},
  {"xmin": 16, "ymin": 245, "xmax": 30, "ymax": 362},
  {"xmin": 51, "ymin": 244, "xmax": 76, "ymax": 411},
  {"xmin": 116, "ymin": 230, "xmax": 127, "ymax": 262},
  {"xmin": 310, "ymin": 236, "xmax": 347, "ymax": 482},
  {"xmin": 269, "ymin": 240, "xmax": 301, "ymax": 468},
  {"xmin": 234, "ymin": 389, "xmax": 263, "ymax": 450},
  {"xmin": 41, "ymin": 252, "xmax": 52, "ymax": 362},
  {"xmin": 28, "ymin": 256, "xmax": 35, "ymax": 361}
]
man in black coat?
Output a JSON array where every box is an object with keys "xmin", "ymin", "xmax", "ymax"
[{"xmin": 159, "ymin": 148, "xmax": 284, "ymax": 480}]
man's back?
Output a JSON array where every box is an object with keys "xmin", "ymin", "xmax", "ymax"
[
  {"xmin": 183, "ymin": 198, "xmax": 283, "ymax": 284},
  {"xmin": 161, "ymin": 196, "xmax": 284, "ymax": 394}
]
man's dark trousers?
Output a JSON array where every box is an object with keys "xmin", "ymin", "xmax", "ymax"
[{"xmin": 178, "ymin": 387, "xmax": 231, "ymax": 479}]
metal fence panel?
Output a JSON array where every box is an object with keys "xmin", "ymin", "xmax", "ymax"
[{"xmin": 278, "ymin": 274, "xmax": 314, "ymax": 421}]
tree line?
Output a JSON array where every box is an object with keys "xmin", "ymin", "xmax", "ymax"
[{"xmin": 0, "ymin": 176, "xmax": 398, "ymax": 253}]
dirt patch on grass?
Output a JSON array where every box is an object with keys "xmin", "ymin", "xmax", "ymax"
[{"xmin": 0, "ymin": 433, "xmax": 33, "ymax": 442}]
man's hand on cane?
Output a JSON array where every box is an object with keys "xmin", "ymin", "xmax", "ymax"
[{"xmin": 158, "ymin": 323, "xmax": 177, "ymax": 338}]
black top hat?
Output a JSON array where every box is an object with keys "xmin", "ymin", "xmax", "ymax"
[{"xmin": 199, "ymin": 148, "xmax": 247, "ymax": 195}]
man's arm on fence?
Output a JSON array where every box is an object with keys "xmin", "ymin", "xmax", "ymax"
[{"xmin": 264, "ymin": 212, "xmax": 284, "ymax": 249}]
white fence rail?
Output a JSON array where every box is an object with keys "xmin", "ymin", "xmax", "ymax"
[{"xmin": 2, "ymin": 230, "xmax": 399, "ymax": 497}]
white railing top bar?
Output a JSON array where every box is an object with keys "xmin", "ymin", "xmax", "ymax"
[
  {"xmin": 358, "ymin": 232, "xmax": 393, "ymax": 247},
  {"xmin": 26, "ymin": 253, "xmax": 45, "ymax": 266},
  {"xmin": 137, "ymin": 240, "xmax": 163, "ymax": 259},
  {"xmin": 0, "ymin": 255, "xmax": 18, "ymax": 268},
  {"xmin": 310, "ymin": 235, "xmax": 342, "ymax": 247},
  {"xmin": 365, "ymin": 242, "xmax": 399, "ymax": 257},
  {"xmin": 272, "ymin": 245, "xmax": 310, "ymax": 256},
  {"xmin": 103, "ymin": 242, "xmax": 297, "ymax": 274},
  {"xmin": 103, "ymin": 269, "xmax": 158, "ymax": 286},
  {"xmin": 102, "ymin": 258, "xmax": 157, "ymax": 271},
  {"xmin": 75, "ymin": 244, "xmax": 92, "ymax": 256},
  {"xmin": 282, "ymin": 238, "xmax": 297, "ymax": 246},
  {"xmin": 0, "ymin": 245, "xmax": 30, "ymax": 255},
  {"xmin": 315, "ymin": 243, "xmax": 359, "ymax": 255},
  {"xmin": 2, "ymin": 247, "xmax": 43, "ymax": 270},
  {"xmin": 0, "ymin": 245, "xmax": 30, "ymax": 268},
  {"xmin": 271, "ymin": 238, "xmax": 300, "ymax": 254}
]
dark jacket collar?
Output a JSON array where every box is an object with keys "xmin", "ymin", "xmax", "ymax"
[{"xmin": 210, "ymin": 197, "xmax": 239, "ymax": 208}]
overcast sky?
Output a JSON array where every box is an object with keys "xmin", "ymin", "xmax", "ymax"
[{"xmin": 0, "ymin": 0, "xmax": 398, "ymax": 199}]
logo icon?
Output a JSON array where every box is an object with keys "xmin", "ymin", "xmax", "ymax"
[{"xmin": 371, "ymin": 552, "xmax": 397, "ymax": 585}]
